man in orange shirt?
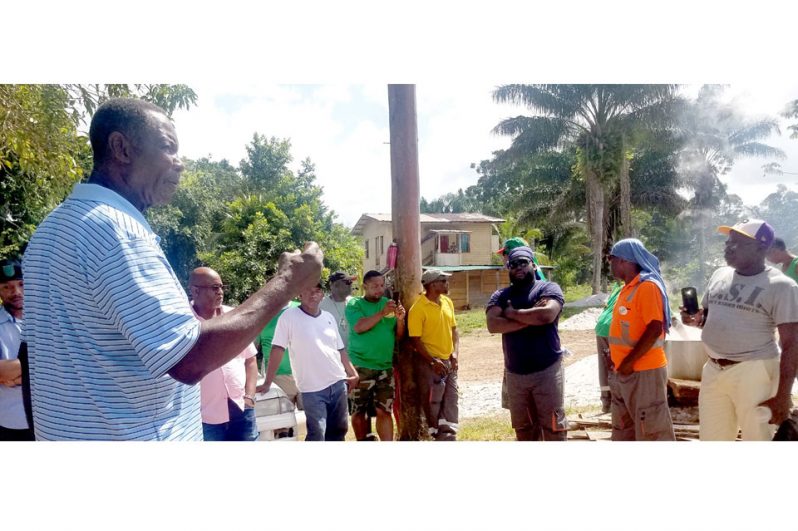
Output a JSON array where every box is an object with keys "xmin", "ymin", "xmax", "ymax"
[{"xmin": 607, "ymin": 239, "xmax": 675, "ymax": 441}]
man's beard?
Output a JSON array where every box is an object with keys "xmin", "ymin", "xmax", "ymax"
[{"xmin": 509, "ymin": 271, "xmax": 535, "ymax": 287}]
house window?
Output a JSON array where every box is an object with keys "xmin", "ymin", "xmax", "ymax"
[
  {"xmin": 380, "ymin": 235, "xmax": 384, "ymax": 255},
  {"xmin": 460, "ymin": 233, "xmax": 471, "ymax": 253},
  {"xmin": 365, "ymin": 239, "xmax": 369, "ymax": 259},
  {"xmin": 439, "ymin": 234, "xmax": 460, "ymax": 254},
  {"xmin": 439, "ymin": 234, "xmax": 450, "ymax": 253}
]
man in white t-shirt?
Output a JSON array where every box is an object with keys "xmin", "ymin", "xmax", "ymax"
[
  {"xmin": 258, "ymin": 281, "xmax": 359, "ymax": 441},
  {"xmin": 682, "ymin": 219, "xmax": 798, "ymax": 440}
]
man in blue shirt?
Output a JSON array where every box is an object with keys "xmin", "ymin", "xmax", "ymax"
[
  {"xmin": 0, "ymin": 258, "xmax": 32, "ymax": 441},
  {"xmin": 486, "ymin": 246, "xmax": 568, "ymax": 441},
  {"xmin": 23, "ymin": 98, "xmax": 322, "ymax": 440}
]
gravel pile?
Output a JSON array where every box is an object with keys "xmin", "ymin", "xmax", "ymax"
[
  {"xmin": 559, "ymin": 307, "xmax": 603, "ymax": 331},
  {"xmin": 564, "ymin": 293, "xmax": 610, "ymax": 308}
]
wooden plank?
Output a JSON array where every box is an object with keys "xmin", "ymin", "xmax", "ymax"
[
  {"xmin": 668, "ymin": 378, "xmax": 701, "ymax": 402},
  {"xmin": 585, "ymin": 430, "xmax": 612, "ymax": 441}
]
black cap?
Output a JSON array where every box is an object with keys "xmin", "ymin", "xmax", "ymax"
[
  {"xmin": 0, "ymin": 258, "xmax": 22, "ymax": 282},
  {"xmin": 328, "ymin": 271, "xmax": 355, "ymax": 284}
]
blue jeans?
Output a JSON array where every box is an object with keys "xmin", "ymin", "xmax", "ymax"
[
  {"xmin": 301, "ymin": 380, "xmax": 349, "ymax": 441},
  {"xmin": 202, "ymin": 399, "xmax": 258, "ymax": 441}
]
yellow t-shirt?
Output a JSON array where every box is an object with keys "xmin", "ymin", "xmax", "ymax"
[{"xmin": 407, "ymin": 294, "xmax": 457, "ymax": 359}]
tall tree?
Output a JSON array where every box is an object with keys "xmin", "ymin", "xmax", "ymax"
[
  {"xmin": 174, "ymin": 135, "xmax": 362, "ymax": 303},
  {"xmin": 492, "ymin": 84, "xmax": 679, "ymax": 293},
  {"xmin": 677, "ymin": 85, "xmax": 785, "ymax": 282}
]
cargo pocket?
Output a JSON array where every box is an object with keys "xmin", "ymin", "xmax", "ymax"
[{"xmin": 637, "ymin": 401, "xmax": 672, "ymax": 441}]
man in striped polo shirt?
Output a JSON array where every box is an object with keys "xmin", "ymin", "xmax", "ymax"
[{"xmin": 23, "ymin": 98, "xmax": 322, "ymax": 440}]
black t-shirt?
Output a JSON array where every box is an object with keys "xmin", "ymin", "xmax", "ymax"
[{"xmin": 486, "ymin": 280, "xmax": 565, "ymax": 375}]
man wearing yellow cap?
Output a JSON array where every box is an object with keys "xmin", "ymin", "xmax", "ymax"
[{"xmin": 682, "ymin": 219, "xmax": 798, "ymax": 440}]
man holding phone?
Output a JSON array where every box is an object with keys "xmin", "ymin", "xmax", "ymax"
[
  {"xmin": 346, "ymin": 270, "xmax": 405, "ymax": 441},
  {"xmin": 682, "ymin": 219, "xmax": 798, "ymax": 440}
]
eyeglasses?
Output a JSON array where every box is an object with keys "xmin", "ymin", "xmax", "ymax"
[
  {"xmin": 508, "ymin": 259, "xmax": 531, "ymax": 269},
  {"xmin": 193, "ymin": 284, "xmax": 228, "ymax": 292}
]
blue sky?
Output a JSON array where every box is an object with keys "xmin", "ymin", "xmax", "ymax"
[{"xmin": 172, "ymin": 83, "xmax": 798, "ymax": 228}]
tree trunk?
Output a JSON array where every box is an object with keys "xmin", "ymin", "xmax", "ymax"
[
  {"xmin": 586, "ymin": 167, "xmax": 605, "ymax": 295},
  {"xmin": 388, "ymin": 85, "xmax": 424, "ymax": 441},
  {"xmin": 618, "ymin": 141, "xmax": 633, "ymax": 238}
]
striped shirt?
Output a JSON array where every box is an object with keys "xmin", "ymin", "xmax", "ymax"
[{"xmin": 23, "ymin": 183, "xmax": 202, "ymax": 440}]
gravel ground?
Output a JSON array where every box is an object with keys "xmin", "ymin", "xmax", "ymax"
[{"xmin": 459, "ymin": 354, "xmax": 603, "ymax": 418}]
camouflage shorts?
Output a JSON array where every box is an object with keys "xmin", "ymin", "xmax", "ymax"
[{"xmin": 350, "ymin": 366, "xmax": 395, "ymax": 414}]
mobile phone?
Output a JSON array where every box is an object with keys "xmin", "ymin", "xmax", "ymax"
[{"xmin": 681, "ymin": 287, "xmax": 699, "ymax": 315}]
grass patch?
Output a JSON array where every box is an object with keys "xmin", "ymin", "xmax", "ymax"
[
  {"xmin": 456, "ymin": 308, "xmax": 487, "ymax": 334},
  {"xmin": 459, "ymin": 413, "xmax": 516, "ymax": 441},
  {"xmin": 563, "ymin": 283, "xmax": 592, "ymax": 303},
  {"xmin": 457, "ymin": 301, "xmax": 591, "ymax": 334}
]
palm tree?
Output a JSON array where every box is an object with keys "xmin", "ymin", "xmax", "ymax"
[
  {"xmin": 493, "ymin": 84, "xmax": 679, "ymax": 293},
  {"xmin": 677, "ymin": 85, "xmax": 786, "ymax": 282}
]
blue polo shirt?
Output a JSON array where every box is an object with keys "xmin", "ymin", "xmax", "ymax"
[
  {"xmin": 487, "ymin": 280, "xmax": 565, "ymax": 375},
  {"xmin": 23, "ymin": 183, "xmax": 202, "ymax": 440},
  {"xmin": 0, "ymin": 307, "xmax": 27, "ymax": 430}
]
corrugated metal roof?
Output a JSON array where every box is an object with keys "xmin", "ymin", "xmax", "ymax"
[
  {"xmin": 421, "ymin": 265, "xmax": 555, "ymax": 272},
  {"xmin": 422, "ymin": 265, "xmax": 504, "ymax": 272},
  {"xmin": 351, "ymin": 212, "xmax": 505, "ymax": 235}
]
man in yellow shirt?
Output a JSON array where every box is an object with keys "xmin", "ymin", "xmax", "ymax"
[{"xmin": 408, "ymin": 269, "xmax": 459, "ymax": 441}]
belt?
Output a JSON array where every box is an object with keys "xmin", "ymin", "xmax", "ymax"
[{"xmin": 710, "ymin": 357, "xmax": 741, "ymax": 367}]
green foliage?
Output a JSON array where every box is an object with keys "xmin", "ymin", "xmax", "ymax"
[
  {"xmin": 756, "ymin": 184, "xmax": 798, "ymax": 250},
  {"xmin": 150, "ymin": 135, "xmax": 363, "ymax": 303},
  {"xmin": 562, "ymin": 284, "xmax": 592, "ymax": 303},
  {"xmin": 0, "ymin": 84, "xmax": 197, "ymax": 257}
]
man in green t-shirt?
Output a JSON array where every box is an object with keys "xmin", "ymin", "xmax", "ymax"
[
  {"xmin": 594, "ymin": 283, "xmax": 622, "ymax": 413},
  {"xmin": 766, "ymin": 237, "xmax": 798, "ymax": 283},
  {"xmin": 257, "ymin": 300, "xmax": 302, "ymax": 409},
  {"xmin": 345, "ymin": 270, "xmax": 406, "ymax": 441}
]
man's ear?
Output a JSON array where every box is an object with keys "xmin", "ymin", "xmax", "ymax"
[{"xmin": 107, "ymin": 131, "xmax": 135, "ymax": 164}]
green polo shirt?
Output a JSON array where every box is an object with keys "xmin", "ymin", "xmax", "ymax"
[
  {"xmin": 258, "ymin": 301, "xmax": 300, "ymax": 375},
  {"xmin": 594, "ymin": 284, "xmax": 622, "ymax": 338},
  {"xmin": 346, "ymin": 296, "xmax": 396, "ymax": 370}
]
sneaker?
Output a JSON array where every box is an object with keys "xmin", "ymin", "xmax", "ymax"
[{"xmin": 364, "ymin": 433, "xmax": 378, "ymax": 441}]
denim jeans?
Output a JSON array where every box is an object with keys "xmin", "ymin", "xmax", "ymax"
[
  {"xmin": 202, "ymin": 399, "xmax": 258, "ymax": 441},
  {"xmin": 301, "ymin": 380, "xmax": 349, "ymax": 441}
]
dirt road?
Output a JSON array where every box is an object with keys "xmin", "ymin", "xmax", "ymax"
[{"xmin": 458, "ymin": 328, "xmax": 598, "ymax": 384}]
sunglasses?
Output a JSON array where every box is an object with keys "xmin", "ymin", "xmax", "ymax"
[
  {"xmin": 194, "ymin": 284, "xmax": 228, "ymax": 292},
  {"xmin": 508, "ymin": 259, "xmax": 531, "ymax": 269}
]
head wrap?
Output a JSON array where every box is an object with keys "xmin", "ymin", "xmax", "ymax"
[
  {"xmin": 507, "ymin": 246, "xmax": 534, "ymax": 262},
  {"xmin": 610, "ymin": 238, "xmax": 671, "ymax": 333}
]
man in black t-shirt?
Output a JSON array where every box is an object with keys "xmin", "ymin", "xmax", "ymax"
[{"xmin": 486, "ymin": 246, "xmax": 568, "ymax": 441}]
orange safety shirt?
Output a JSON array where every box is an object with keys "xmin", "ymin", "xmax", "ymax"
[{"xmin": 608, "ymin": 274, "xmax": 667, "ymax": 372}]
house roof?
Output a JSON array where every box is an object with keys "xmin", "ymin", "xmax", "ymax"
[
  {"xmin": 351, "ymin": 212, "xmax": 505, "ymax": 235},
  {"xmin": 423, "ymin": 265, "xmax": 555, "ymax": 272},
  {"xmin": 422, "ymin": 265, "xmax": 504, "ymax": 272}
]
